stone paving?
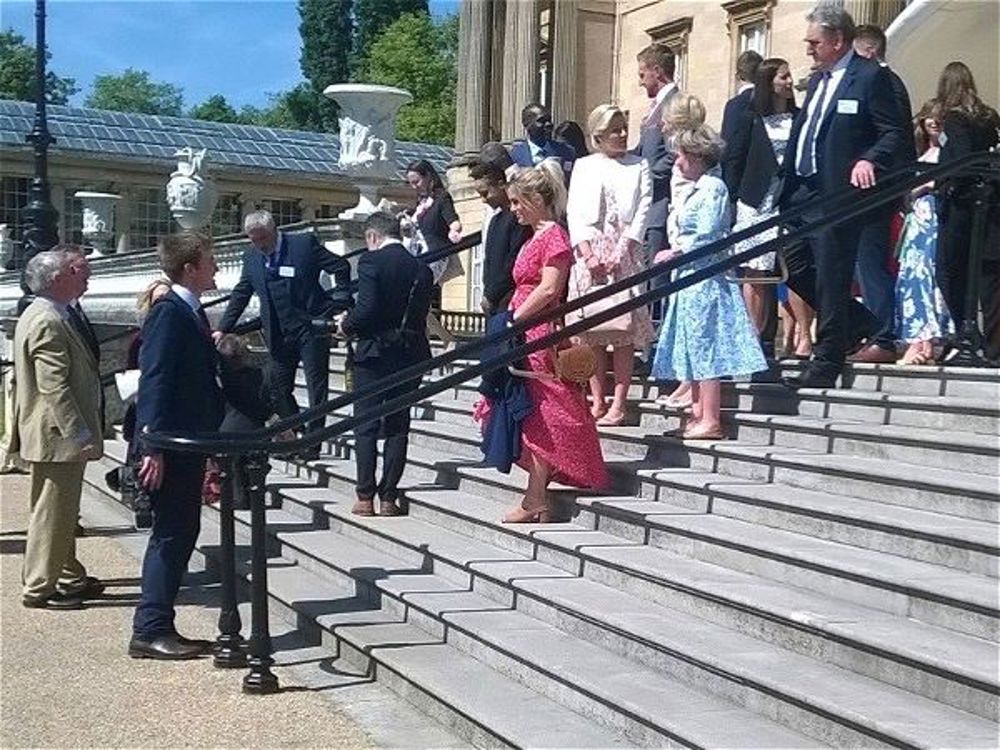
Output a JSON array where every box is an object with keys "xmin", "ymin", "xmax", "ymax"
[{"xmin": 0, "ymin": 473, "xmax": 374, "ymax": 749}]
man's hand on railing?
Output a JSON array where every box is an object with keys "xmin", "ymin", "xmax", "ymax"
[
  {"xmin": 139, "ymin": 452, "xmax": 164, "ymax": 491},
  {"xmin": 654, "ymin": 248, "xmax": 682, "ymax": 264}
]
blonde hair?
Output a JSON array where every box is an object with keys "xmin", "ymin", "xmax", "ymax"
[
  {"xmin": 137, "ymin": 277, "xmax": 172, "ymax": 316},
  {"xmin": 662, "ymin": 93, "xmax": 706, "ymax": 137},
  {"xmin": 586, "ymin": 104, "xmax": 626, "ymax": 149},
  {"xmin": 674, "ymin": 125, "xmax": 725, "ymax": 168},
  {"xmin": 507, "ymin": 159, "xmax": 567, "ymax": 219}
]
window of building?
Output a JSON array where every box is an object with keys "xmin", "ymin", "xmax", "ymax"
[
  {"xmin": 129, "ymin": 186, "xmax": 175, "ymax": 251},
  {"xmin": 723, "ymin": 0, "xmax": 773, "ymax": 92},
  {"xmin": 316, "ymin": 204, "xmax": 340, "ymax": 220},
  {"xmin": 259, "ymin": 198, "xmax": 302, "ymax": 227},
  {"xmin": 646, "ymin": 17, "xmax": 693, "ymax": 91},
  {"xmin": 1, "ymin": 176, "xmax": 30, "ymax": 261},
  {"xmin": 211, "ymin": 193, "xmax": 243, "ymax": 237}
]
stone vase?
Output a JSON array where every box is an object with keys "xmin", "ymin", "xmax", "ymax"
[
  {"xmin": 323, "ymin": 84, "xmax": 413, "ymax": 219},
  {"xmin": 74, "ymin": 191, "xmax": 121, "ymax": 257},
  {"xmin": 166, "ymin": 147, "xmax": 219, "ymax": 230}
]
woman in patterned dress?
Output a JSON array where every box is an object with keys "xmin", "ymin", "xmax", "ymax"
[
  {"xmin": 567, "ymin": 104, "xmax": 655, "ymax": 426},
  {"xmin": 652, "ymin": 126, "xmax": 767, "ymax": 439},
  {"xmin": 894, "ymin": 102, "xmax": 953, "ymax": 364},
  {"xmin": 501, "ymin": 161, "xmax": 609, "ymax": 523}
]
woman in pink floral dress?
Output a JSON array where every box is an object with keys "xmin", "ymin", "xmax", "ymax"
[{"xmin": 501, "ymin": 161, "xmax": 609, "ymax": 523}]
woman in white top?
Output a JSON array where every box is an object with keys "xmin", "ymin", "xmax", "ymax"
[{"xmin": 566, "ymin": 104, "xmax": 655, "ymax": 425}]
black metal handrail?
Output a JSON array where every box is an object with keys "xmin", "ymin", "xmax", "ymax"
[{"xmin": 143, "ymin": 150, "xmax": 998, "ymax": 457}]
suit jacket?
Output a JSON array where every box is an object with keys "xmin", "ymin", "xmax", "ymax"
[
  {"xmin": 724, "ymin": 106, "xmax": 800, "ymax": 209},
  {"xmin": 720, "ymin": 87, "xmax": 754, "ymax": 161},
  {"xmin": 886, "ymin": 66, "xmax": 915, "ymax": 169},
  {"xmin": 136, "ymin": 292, "xmax": 223, "ymax": 443},
  {"xmin": 340, "ymin": 242, "xmax": 433, "ymax": 366},
  {"xmin": 780, "ymin": 53, "xmax": 905, "ymax": 207},
  {"xmin": 631, "ymin": 86, "xmax": 678, "ymax": 233},
  {"xmin": 218, "ymin": 232, "xmax": 351, "ymax": 352},
  {"xmin": 11, "ymin": 297, "xmax": 102, "ymax": 463},
  {"xmin": 510, "ymin": 139, "xmax": 577, "ymax": 180}
]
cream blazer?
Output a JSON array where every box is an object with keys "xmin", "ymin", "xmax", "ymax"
[
  {"xmin": 11, "ymin": 297, "xmax": 103, "ymax": 463},
  {"xmin": 566, "ymin": 153, "xmax": 652, "ymax": 248}
]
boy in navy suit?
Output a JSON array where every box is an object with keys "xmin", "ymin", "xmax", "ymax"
[{"xmin": 131, "ymin": 233, "xmax": 224, "ymax": 660}]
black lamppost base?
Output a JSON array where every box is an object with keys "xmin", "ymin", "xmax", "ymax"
[
  {"xmin": 213, "ymin": 637, "xmax": 248, "ymax": 669},
  {"xmin": 242, "ymin": 660, "xmax": 279, "ymax": 695}
]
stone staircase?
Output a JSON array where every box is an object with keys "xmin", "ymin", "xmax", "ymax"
[{"xmin": 84, "ymin": 347, "xmax": 1000, "ymax": 748}]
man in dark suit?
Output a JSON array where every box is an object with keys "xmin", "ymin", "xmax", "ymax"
[
  {"xmin": 217, "ymin": 210, "xmax": 350, "ymax": 450},
  {"xmin": 131, "ymin": 233, "xmax": 224, "ymax": 659},
  {"xmin": 779, "ymin": 4, "xmax": 905, "ymax": 389},
  {"xmin": 510, "ymin": 103, "xmax": 576, "ymax": 181},
  {"xmin": 848, "ymin": 24, "xmax": 916, "ymax": 363},
  {"xmin": 338, "ymin": 213, "xmax": 432, "ymax": 518},
  {"xmin": 720, "ymin": 50, "xmax": 763, "ymax": 185}
]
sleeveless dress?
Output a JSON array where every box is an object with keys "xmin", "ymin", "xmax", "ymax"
[{"xmin": 507, "ymin": 224, "xmax": 608, "ymax": 489}]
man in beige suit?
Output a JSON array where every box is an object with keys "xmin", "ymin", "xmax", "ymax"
[{"xmin": 12, "ymin": 247, "xmax": 104, "ymax": 609}]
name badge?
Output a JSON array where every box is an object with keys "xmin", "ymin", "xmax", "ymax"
[
  {"xmin": 278, "ymin": 265, "xmax": 295, "ymax": 278},
  {"xmin": 837, "ymin": 99, "xmax": 859, "ymax": 115}
]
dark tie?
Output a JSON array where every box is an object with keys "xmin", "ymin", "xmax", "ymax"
[
  {"xmin": 197, "ymin": 306, "xmax": 211, "ymax": 334},
  {"xmin": 67, "ymin": 304, "xmax": 100, "ymax": 361},
  {"xmin": 796, "ymin": 71, "xmax": 832, "ymax": 177}
]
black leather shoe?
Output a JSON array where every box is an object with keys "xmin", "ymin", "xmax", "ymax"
[
  {"xmin": 128, "ymin": 634, "xmax": 205, "ymax": 660},
  {"xmin": 781, "ymin": 371, "xmax": 837, "ymax": 389},
  {"xmin": 173, "ymin": 632, "xmax": 214, "ymax": 650},
  {"xmin": 22, "ymin": 591, "xmax": 84, "ymax": 610},
  {"xmin": 57, "ymin": 576, "xmax": 105, "ymax": 600}
]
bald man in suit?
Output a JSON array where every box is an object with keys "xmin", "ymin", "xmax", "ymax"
[{"xmin": 13, "ymin": 247, "xmax": 104, "ymax": 609}]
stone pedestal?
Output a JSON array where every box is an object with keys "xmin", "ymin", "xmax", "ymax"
[
  {"xmin": 323, "ymin": 84, "xmax": 413, "ymax": 220},
  {"xmin": 74, "ymin": 191, "xmax": 120, "ymax": 257}
]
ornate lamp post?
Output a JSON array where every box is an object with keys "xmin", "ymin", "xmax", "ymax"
[{"xmin": 17, "ymin": 0, "xmax": 59, "ymax": 307}]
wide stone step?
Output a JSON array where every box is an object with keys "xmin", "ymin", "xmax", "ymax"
[{"xmin": 265, "ymin": 483, "xmax": 998, "ymax": 744}]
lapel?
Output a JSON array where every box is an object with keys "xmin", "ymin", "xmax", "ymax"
[
  {"xmin": 38, "ymin": 298, "xmax": 96, "ymax": 368},
  {"xmin": 818, "ymin": 54, "xmax": 860, "ymax": 140}
]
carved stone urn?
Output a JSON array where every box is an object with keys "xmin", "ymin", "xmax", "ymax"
[
  {"xmin": 323, "ymin": 84, "xmax": 413, "ymax": 219},
  {"xmin": 74, "ymin": 191, "xmax": 121, "ymax": 256},
  {"xmin": 165, "ymin": 147, "xmax": 218, "ymax": 230}
]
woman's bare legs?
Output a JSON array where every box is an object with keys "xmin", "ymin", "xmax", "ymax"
[
  {"xmin": 684, "ymin": 379, "xmax": 724, "ymax": 439},
  {"xmin": 741, "ymin": 277, "xmax": 773, "ymax": 336},
  {"xmin": 788, "ymin": 289, "xmax": 814, "ymax": 358},
  {"xmin": 589, "ymin": 346, "xmax": 608, "ymax": 419},
  {"xmin": 502, "ymin": 453, "xmax": 553, "ymax": 523},
  {"xmin": 598, "ymin": 346, "xmax": 633, "ymax": 425}
]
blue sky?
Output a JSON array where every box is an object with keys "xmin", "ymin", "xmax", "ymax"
[{"xmin": 1, "ymin": 0, "xmax": 460, "ymax": 110}]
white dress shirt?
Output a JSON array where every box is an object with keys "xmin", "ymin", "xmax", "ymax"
[{"xmin": 795, "ymin": 49, "xmax": 854, "ymax": 177}]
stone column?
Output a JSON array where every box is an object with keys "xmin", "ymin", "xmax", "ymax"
[
  {"xmin": 456, "ymin": 0, "xmax": 492, "ymax": 154},
  {"xmin": 549, "ymin": 0, "xmax": 578, "ymax": 126},
  {"xmin": 500, "ymin": 0, "xmax": 539, "ymax": 141},
  {"xmin": 115, "ymin": 188, "xmax": 132, "ymax": 253}
]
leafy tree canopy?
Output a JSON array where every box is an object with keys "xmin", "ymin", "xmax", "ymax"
[
  {"xmin": 85, "ymin": 68, "xmax": 183, "ymax": 116},
  {"xmin": 364, "ymin": 12, "xmax": 457, "ymax": 145},
  {"xmin": 351, "ymin": 0, "xmax": 427, "ymax": 79},
  {"xmin": 298, "ymin": 0, "xmax": 352, "ymax": 131},
  {"xmin": 0, "ymin": 28, "xmax": 77, "ymax": 104},
  {"xmin": 188, "ymin": 94, "xmax": 240, "ymax": 123}
]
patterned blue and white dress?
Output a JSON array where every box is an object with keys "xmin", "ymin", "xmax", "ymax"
[
  {"xmin": 894, "ymin": 148, "xmax": 953, "ymax": 343},
  {"xmin": 652, "ymin": 171, "xmax": 768, "ymax": 381}
]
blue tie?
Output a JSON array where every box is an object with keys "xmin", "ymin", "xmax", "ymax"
[{"xmin": 797, "ymin": 71, "xmax": 832, "ymax": 177}]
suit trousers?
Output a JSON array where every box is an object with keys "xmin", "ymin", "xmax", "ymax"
[
  {"xmin": 353, "ymin": 360, "xmax": 422, "ymax": 501},
  {"xmin": 643, "ymin": 222, "xmax": 669, "ymax": 326},
  {"xmin": 22, "ymin": 461, "xmax": 87, "ymax": 602},
  {"xmin": 132, "ymin": 453, "xmax": 204, "ymax": 639},
  {"xmin": 782, "ymin": 183, "xmax": 878, "ymax": 378},
  {"xmin": 854, "ymin": 205, "xmax": 897, "ymax": 351},
  {"xmin": 269, "ymin": 334, "xmax": 331, "ymax": 437}
]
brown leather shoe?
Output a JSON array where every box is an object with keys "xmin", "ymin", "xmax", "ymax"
[
  {"xmin": 351, "ymin": 495, "xmax": 375, "ymax": 516},
  {"xmin": 847, "ymin": 343, "xmax": 897, "ymax": 363},
  {"xmin": 379, "ymin": 499, "xmax": 402, "ymax": 517}
]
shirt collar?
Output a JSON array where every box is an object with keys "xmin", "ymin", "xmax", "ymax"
[
  {"xmin": 38, "ymin": 294, "xmax": 69, "ymax": 319},
  {"xmin": 653, "ymin": 81, "xmax": 677, "ymax": 108},
  {"xmin": 528, "ymin": 139, "xmax": 544, "ymax": 159},
  {"xmin": 377, "ymin": 236, "xmax": 400, "ymax": 250},
  {"xmin": 170, "ymin": 283, "xmax": 201, "ymax": 312},
  {"xmin": 737, "ymin": 82, "xmax": 754, "ymax": 94},
  {"xmin": 828, "ymin": 48, "xmax": 854, "ymax": 75}
]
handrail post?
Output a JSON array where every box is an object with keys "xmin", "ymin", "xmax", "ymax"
[
  {"xmin": 241, "ymin": 452, "xmax": 279, "ymax": 694},
  {"xmin": 951, "ymin": 176, "xmax": 995, "ymax": 367},
  {"xmin": 213, "ymin": 456, "xmax": 246, "ymax": 668}
]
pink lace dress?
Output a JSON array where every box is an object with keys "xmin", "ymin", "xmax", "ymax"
[{"xmin": 506, "ymin": 224, "xmax": 609, "ymax": 489}]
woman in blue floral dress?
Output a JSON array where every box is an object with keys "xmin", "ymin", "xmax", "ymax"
[
  {"xmin": 651, "ymin": 125, "xmax": 767, "ymax": 439},
  {"xmin": 894, "ymin": 103, "xmax": 953, "ymax": 365}
]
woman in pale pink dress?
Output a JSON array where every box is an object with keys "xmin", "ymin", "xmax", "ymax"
[{"xmin": 501, "ymin": 161, "xmax": 609, "ymax": 523}]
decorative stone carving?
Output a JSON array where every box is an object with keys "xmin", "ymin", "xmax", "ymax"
[
  {"xmin": 74, "ymin": 191, "xmax": 121, "ymax": 257},
  {"xmin": 323, "ymin": 84, "xmax": 413, "ymax": 219},
  {"xmin": 0, "ymin": 224, "xmax": 12, "ymax": 270},
  {"xmin": 165, "ymin": 147, "xmax": 219, "ymax": 229}
]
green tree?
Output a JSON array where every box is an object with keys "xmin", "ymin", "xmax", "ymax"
[
  {"xmin": 85, "ymin": 68, "xmax": 183, "ymax": 116},
  {"xmin": 236, "ymin": 84, "xmax": 318, "ymax": 131},
  {"xmin": 298, "ymin": 0, "xmax": 353, "ymax": 131},
  {"xmin": 365, "ymin": 12, "xmax": 457, "ymax": 145},
  {"xmin": 189, "ymin": 94, "xmax": 241, "ymax": 123},
  {"xmin": 350, "ymin": 0, "xmax": 428, "ymax": 79},
  {"xmin": 0, "ymin": 29, "xmax": 77, "ymax": 104}
]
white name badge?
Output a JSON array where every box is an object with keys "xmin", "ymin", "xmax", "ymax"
[
  {"xmin": 837, "ymin": 99, "xmax": 859, "ymax": 115},
  {"xmin": 278, "ymin": 265, "xmax": 295, "ymax": 278}
]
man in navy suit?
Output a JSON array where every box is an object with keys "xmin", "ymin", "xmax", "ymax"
[
  {"xmin": 779, "ymin": 4, "xmax": 905, "ymax": 389},
  {"xmin": 337, "ymin": 212, "xmax": 432, "ymax": 518},
  {"xmin": 510, "ymin": 103, "xmax": 576, "ymax": 181},
  {"xmin": 848, "ymin": 24, "xmax": 916, "ymax": 363},
  {"xmin": 217, "ymin": 210, "xmax": 350, "ymax": 451},
  {"xmin": 131, "ymin": 233, "xmax": 224, "ymax": 660},
  {"xmin": 720, "ymin": 50, "xmax": 763, "ymax": 192}
]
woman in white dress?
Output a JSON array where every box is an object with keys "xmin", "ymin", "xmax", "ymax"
[{"xmin": 566, "ymin": 104, "xmax": 655, "ymax": 425}]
